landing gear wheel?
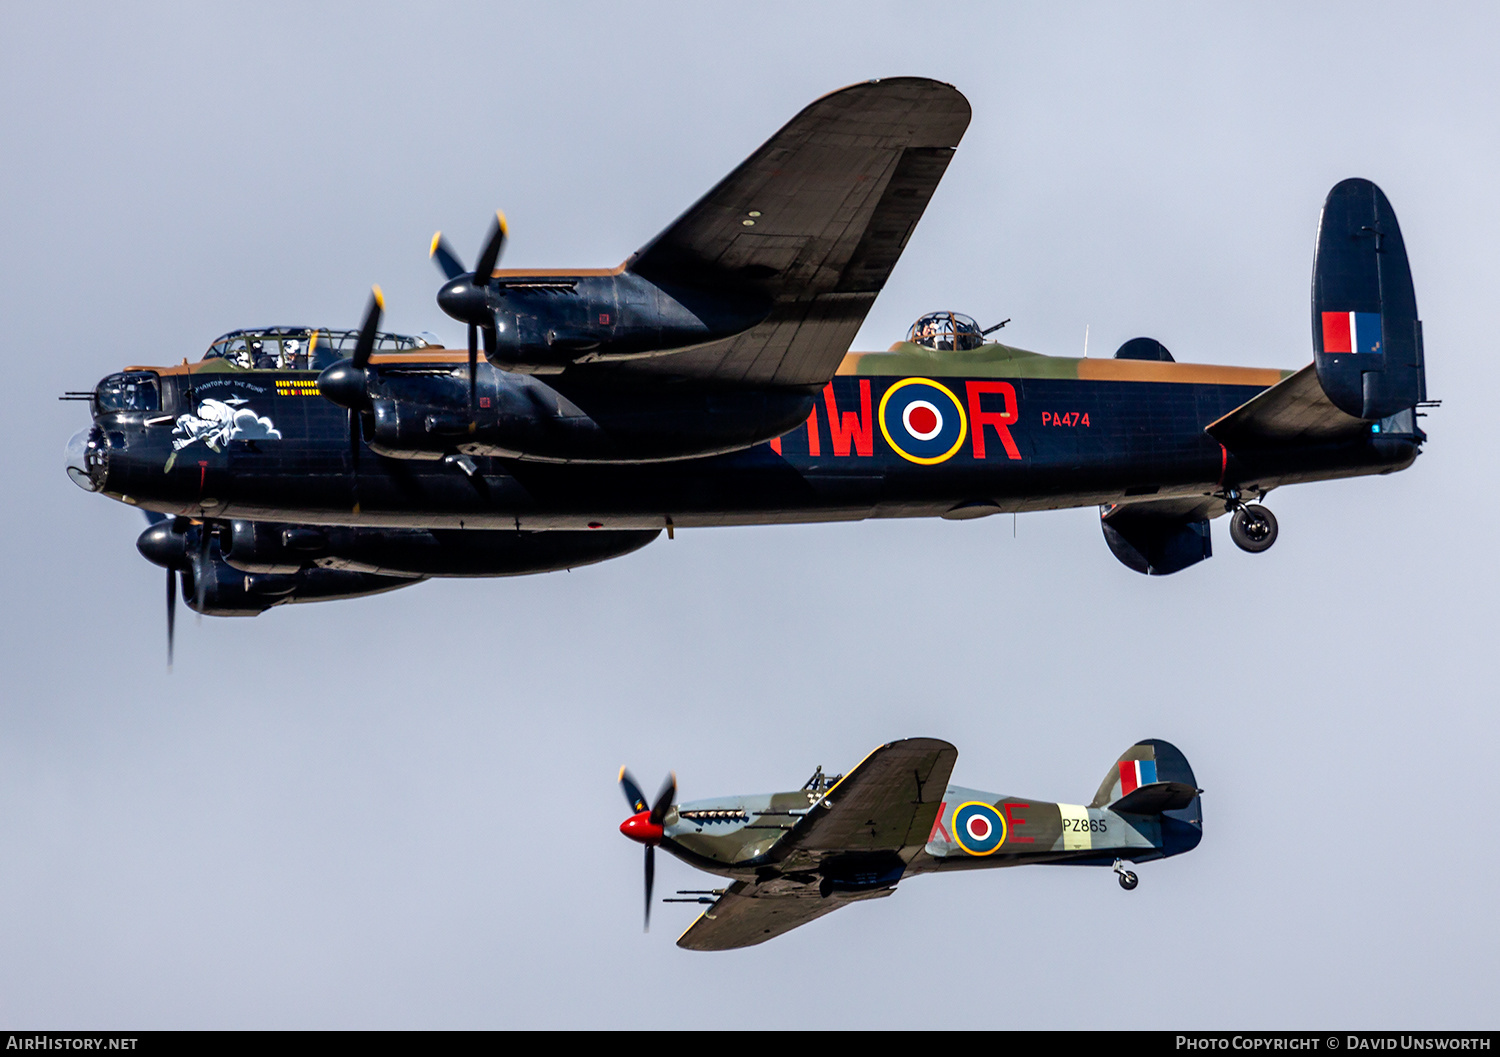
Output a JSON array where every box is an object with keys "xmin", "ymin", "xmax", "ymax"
[
  {"xmin": 1118, "ymin": 870, "xmax": 1139, "ymax": 891},
  {"xmin": 1230, "ymin": 503, "xmax": 1278, "ymax": 553}
]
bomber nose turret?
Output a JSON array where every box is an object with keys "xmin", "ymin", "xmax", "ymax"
[{"xmin": 65, "ymin": 426, "xmax": 106, "ymax": 492}]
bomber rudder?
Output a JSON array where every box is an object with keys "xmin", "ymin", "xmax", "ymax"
[{"xmin": 1312, "ymin": 178, "xmax": 1426, "ymax": 423}]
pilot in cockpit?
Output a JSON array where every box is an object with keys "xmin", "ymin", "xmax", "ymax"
[{"xmin": 282, "ymin": 339, "xmax": 300, "ymax": 370}]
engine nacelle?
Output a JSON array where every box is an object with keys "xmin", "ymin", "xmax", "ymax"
[
  {"xmin": 365, "ymin": 366, "xmax": 814, "ymax": 464},
  {"xmin": 438, "ymin": 272, "xmax": 769, "ymax": 373},
  {"xmin": 184, "ymin": 560, "xmax": 417, "ymax": 617},
  {"xmin": 221, "ymin": 520, "xmax": 660, "ymax": 578},
  {"xmin": 223, "ymin": 520, "xmax": 331, "ymax": 572}
]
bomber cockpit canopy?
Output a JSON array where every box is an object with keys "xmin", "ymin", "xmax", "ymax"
[
  {"xmin": 202, "ymin": 327, "xmax": 436, "ymax": 371},
  {"xmin": 907, "ymin": 311, "xmax": 989, "ymax": 351}
]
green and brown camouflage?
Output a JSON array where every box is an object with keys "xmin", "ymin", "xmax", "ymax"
[{"xmin": 619, "ymin": 737, "xmax": 1201, "ymax": 951}]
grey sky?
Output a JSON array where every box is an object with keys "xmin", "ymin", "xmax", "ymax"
[{"xmin": 2, "ymin": 2, "xmax": 1497, "ymax": 1028}]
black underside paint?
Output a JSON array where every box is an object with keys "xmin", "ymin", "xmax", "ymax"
[{"xmin": 101, "ymin": 372, "xmax": 1417, "ymax": 530}]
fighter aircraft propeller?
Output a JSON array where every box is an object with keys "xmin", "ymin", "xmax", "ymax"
[{"xmin": 618, "ymin": 767, "xmax": 677, "ymax": 931}]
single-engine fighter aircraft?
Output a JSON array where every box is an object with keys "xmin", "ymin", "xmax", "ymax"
[
  {"xmin": 64, "ymin": 77, "xmax": 1433, "ymax": 647},
  {"xmin": 617, "ymin": 737, "xmax": 1202, "ymax": 950}
]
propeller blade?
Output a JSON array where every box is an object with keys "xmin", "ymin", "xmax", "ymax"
[
  {"xmin": 193, "ymin": 519, "xmax": 211, "ymax": 612},
  {"xmin": 649, "ymin": 772, "xmax": 677, "ymax": 826},
  {"xmin": 429, "ymin": 232, "xmax": 466, "ymax": 281},
  {"xmin": 472, "ymin": 211, "xmax": 508, "ymax": 287},
  {"xmin": 166, "ymin": 567, "xmax": 176, "ymax": 671},
  {"xmin": 348, "ymin": 409, "xmax": 366, "ymax": 514},
  {"xmin": 619, "ymin": 767, "xmax": 648, "ymax": 814},
  {"xmin": 351, "ymin": 285, "xmax": 385, "ymax": 370},
  {"xmin": 644, "ymin": 844, "xmax": 654, "ymax": 932},
  {"xmin": 468, "ymin": 323, "xmax": 478, "ymax": 418}
]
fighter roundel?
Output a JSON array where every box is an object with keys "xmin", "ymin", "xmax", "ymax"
[
  {"xmin": 951, "ymin": 801, "xmax": 1007, "ymax": 856},
  {"xmin": 878, "ymin": 377, "xmax": 969, "ymax": 465}
]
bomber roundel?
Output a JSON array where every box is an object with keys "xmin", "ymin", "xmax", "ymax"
[
  {"xmin": 951, "ymin": 801, "xmax": 1007, "ymax": 856},
  {"xmin": 878, "ymin": 377, "xmax": 969, "ymax": 465}
]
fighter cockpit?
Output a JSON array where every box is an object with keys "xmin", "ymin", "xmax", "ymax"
[
  {"xmin": 907, "ymin": 311, "xmax": 1004, "ymax": 352},
  {"xmin": 201, "ymin": 327, "xmax": 436, "ymax": 371}
]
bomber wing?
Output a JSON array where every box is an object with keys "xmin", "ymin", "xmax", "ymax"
[
  {"xmin": 609, "ymin": 77, "xmax": 971, "ymax": 387},
  {"xmin": 1207, "ymin": 363, "xmax": 1371, "ymax": 449},
  {"xmin": 1099, "ymin": 495, "xmax": 1222, "ymax": 576},
  {"xmin": 1102, "ymin": 494, "xmax": 1225, "ymax": 525},
  {"xmin": 773, "ymin": 737, "xmax": 958, "ymax": 864}
]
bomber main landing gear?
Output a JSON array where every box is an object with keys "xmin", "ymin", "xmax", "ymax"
[
  {"xmin": 1113, "ymin": 859, "xmax": 1139, "ymax": 891},
  {"xmin": 1222, "ymin": 490, "xmax": 1278, "ymax": 553}
]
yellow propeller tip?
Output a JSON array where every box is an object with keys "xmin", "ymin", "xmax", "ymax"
[
  {"xmin": 372, "ymin": 284, "xmax": 385, "ymax": 309},
  {"xmin": 618, "ymin": 765, "xmax": 626, "ymax": 780},
  {"xmin": 429, "ymin": 232, "xmax": 442, "ymax": 257},
  {"xmin": 496, "ymin": 210, "xmax": 509, "ymax": 236}
]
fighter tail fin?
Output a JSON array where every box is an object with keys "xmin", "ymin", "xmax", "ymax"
[
  {"xmin": 1090, "ymin": 739, "xmax": 1203, "ymax": 855},
  {"xmin": 1089, "ymin": 740, "xmax": 1198, "ymax": 812}
]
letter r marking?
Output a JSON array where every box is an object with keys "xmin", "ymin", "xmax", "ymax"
[{"xmin": 966, "ymin": 381, "xmax": 1021, "ymax": 460}]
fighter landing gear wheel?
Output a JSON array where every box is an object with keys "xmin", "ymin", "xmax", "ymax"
[
  {"xmin": 1230, "ymin": 503, "xmax": 1278, "ymax": 553},
  {"xmin": 1118, "ymin": 870, "xmax": 1139, "ymax": 891}
]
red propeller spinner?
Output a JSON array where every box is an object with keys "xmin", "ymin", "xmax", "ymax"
[
  {"xmin": 618, "ymin": 767, "xmax": 676, "ymax": 930},
  {"xmin": 619, "ymin": 811, "xmax": 664, "ymax": 845}
]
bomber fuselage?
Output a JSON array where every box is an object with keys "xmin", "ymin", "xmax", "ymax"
[{"xmin": 69, "ymin": 341, "xmax": 1419, "ymax": 532}]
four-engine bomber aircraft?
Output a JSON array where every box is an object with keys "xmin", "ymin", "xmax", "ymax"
[
  {"xmin": 617, "ymin": 737, "xmax": 1203, "ymax": 950},
  {"xmin": 63, "ymin": 78, "xmax": 1431, "ymax": 646}
]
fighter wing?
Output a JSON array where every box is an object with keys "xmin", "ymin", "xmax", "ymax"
[
  {"xmin": 1207, "ymin": 363, "xmax": 1371, "ymax": 448},
  {"xmin": 675, "ymin": 879, "xmax": 894, "ymax": 952},
  {"xmin": 615, "ymin": 78, "xmax": 971, "ymax": 387},
  {"xmin": 775, "ymin": 738, "xmax": 958, "ymax": 861}
]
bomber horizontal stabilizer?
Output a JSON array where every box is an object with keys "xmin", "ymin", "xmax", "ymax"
[
  {"xmin": 1207, "ymin": 363, "xmax": 1370, "ymax": 450},
  {"xmin": 1109, "ymin": 781, "xmax": 1199, "ymax": 815}
]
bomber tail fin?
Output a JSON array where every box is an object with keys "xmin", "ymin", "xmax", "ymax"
[{"xmin": 1312, "ymin": 178, "xmax": 1426, "ymax": 422}]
